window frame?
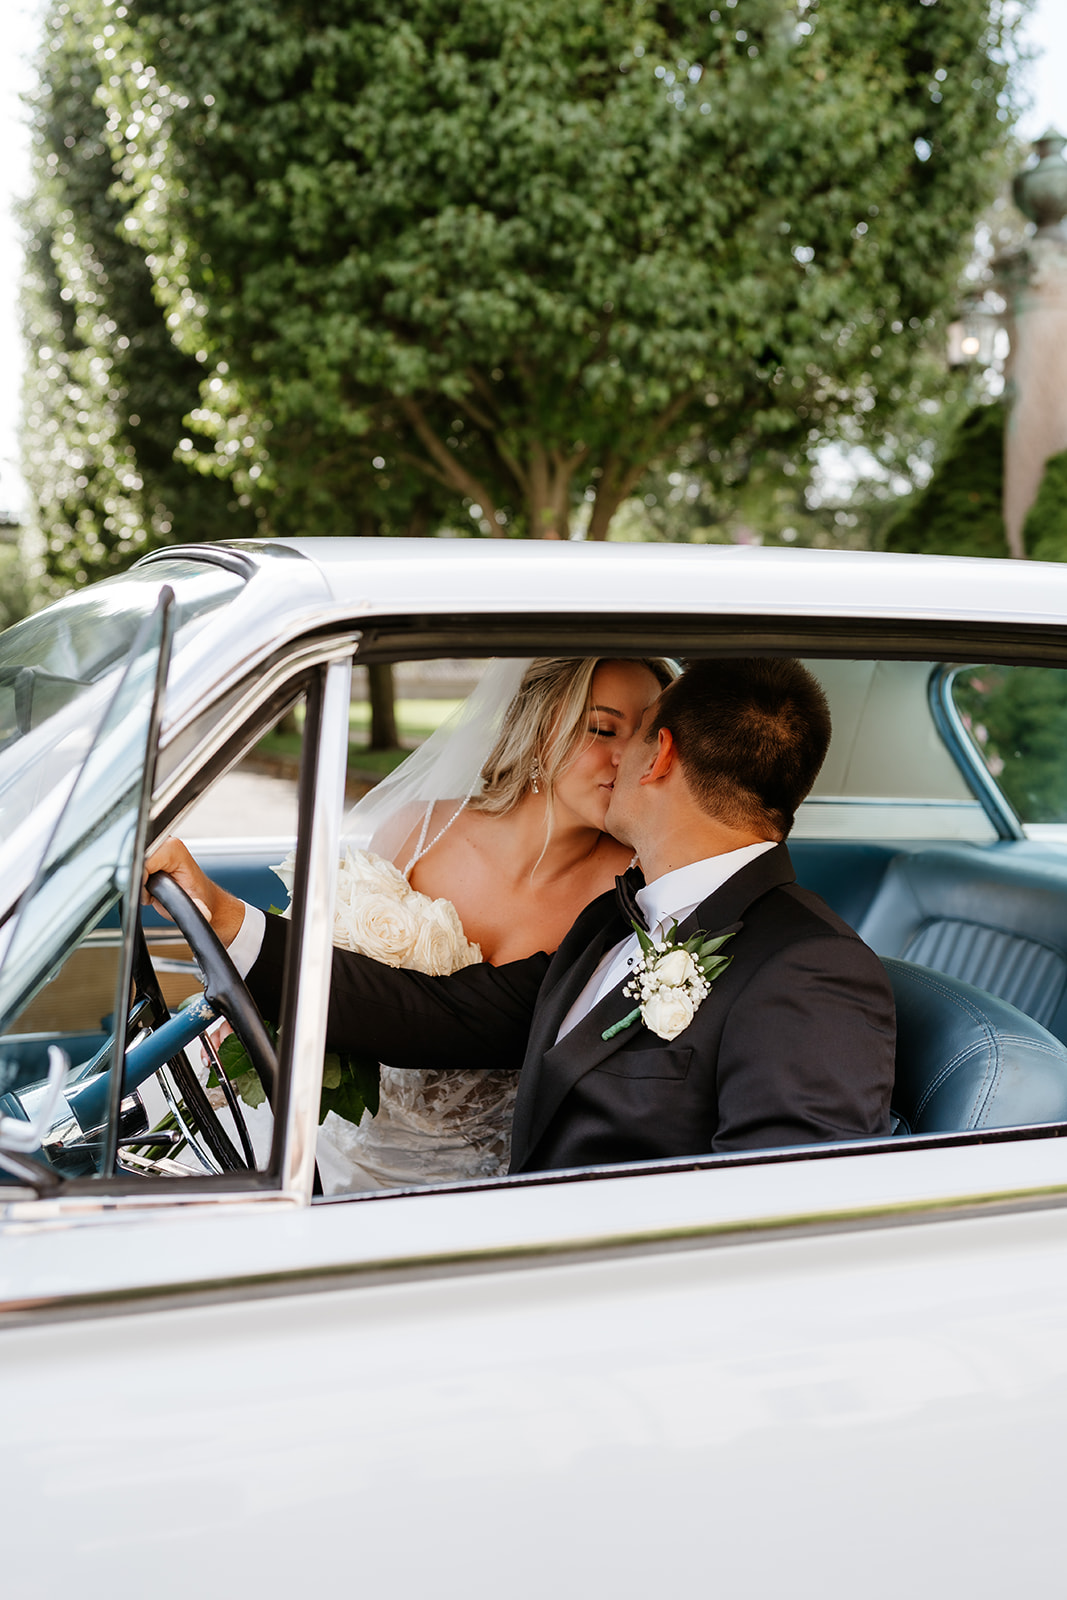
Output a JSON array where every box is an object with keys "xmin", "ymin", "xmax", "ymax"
[{"xmin": 12, "ymin": 606, "xmax": 1067, "ymax": 1215}]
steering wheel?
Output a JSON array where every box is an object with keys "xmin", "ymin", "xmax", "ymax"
[{"xmin": 135, "ymin": 871, "xmax": 280, "ymax": 1170}]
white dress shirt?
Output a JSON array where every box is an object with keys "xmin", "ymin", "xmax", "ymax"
[
  {"xmin": 555, "ymin": 840, "xmax": 776, "ymax": 1041},
  {"xmin": 229, "ymin": 903, "xmax": 266, "ymax": 979}
]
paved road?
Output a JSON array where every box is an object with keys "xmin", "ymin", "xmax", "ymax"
[
  {"xmin": 178, "ymin": 761, "xmax": 379, "ymax": 842},
  {"xmin": 180, "ymin": 768, "xmax": 300, "ymax": 840}
]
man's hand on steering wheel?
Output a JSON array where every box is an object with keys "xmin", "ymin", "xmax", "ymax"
[{"xmin": 143, "ymin": 837, "xmax": 246, "ymax": 948}]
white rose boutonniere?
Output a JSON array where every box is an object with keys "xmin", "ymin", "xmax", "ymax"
[{"xmin": 602, "ymin": 922, "xmax": 737, "ymax": 1043}]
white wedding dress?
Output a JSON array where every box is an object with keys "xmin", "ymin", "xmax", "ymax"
[
  {"xmin": 316, "ymin": 1060, "xmax": 519, "ymax": 1193},
  {"xmin": 312, "ymin": 661, "xmax": 531, "ymax": 1195},
  {"xmin": 312, "ymin": 851, "xmax": 519, "ymax": 1193}
]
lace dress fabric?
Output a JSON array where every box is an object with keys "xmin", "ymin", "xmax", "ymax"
[
  {"xmin": 313, "ymin": 817, "xmax": 519, "ymax": 1194},
  {"xmin": 317, "ymin": 1065, "xmax": 518, "ymax": 1192}
]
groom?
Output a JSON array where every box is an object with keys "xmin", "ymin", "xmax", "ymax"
[{"xmin": 150, "ymin": 657, "xmax": 896, "ymax": 1171}]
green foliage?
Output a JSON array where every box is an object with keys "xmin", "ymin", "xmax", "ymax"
[
  {"xmin": 215, "ymin": 1021, "xmax": 379, "ymax": 1127},
  {"xmin": 21, "ymin": 3, "xmax": 256, "ymax": 593},
  {"xmin": 953, "ymin": 665, "xmax": 1067, "ymax": 824},
  {"xmin": 319, "ymin": 1053, "xmax": 381, "ymax": 1127},
  {"xmin": 882, "ymin": 403, "xmax": 1008, "ymax": 558},
  {"xmin": 214, "ymin": 1028, "xmax": 268, "ymax": 1109},
  {"xmin": 84, "ymin": 0, "xmax": 1021, "ymax": 541},
  {"xmin": 607, "ymin": 435, "xmax": 819, "ymax": 546},
  {"xmin": 1023, "ymin": 449, "xmax": 1067, "ymax": 563},
  {"xmin": 0, "ymin": 540, "xmax": 36, "ymax": 633}
]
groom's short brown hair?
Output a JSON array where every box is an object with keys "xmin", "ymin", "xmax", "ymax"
[{"xmin": 649, "ymin": 657, "xmax": 831, "ymax": 839}]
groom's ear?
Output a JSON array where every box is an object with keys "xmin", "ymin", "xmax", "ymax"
[{"xmin": 639, "ymin": 726, "xmax": 675, "ymax": 785}]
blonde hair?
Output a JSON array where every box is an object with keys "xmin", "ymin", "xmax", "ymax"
[{"xmin": 470, "ymin": 656, "xmax": 674, "ymax": 822}]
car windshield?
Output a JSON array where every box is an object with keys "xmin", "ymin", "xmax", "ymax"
[
  {"xmin": 0, "ymin": 561, "xmax": 242, "ymax": 904},
  {"xmin": 0, "ymin": 592, "xmax": 172, "ymax": 1041}
]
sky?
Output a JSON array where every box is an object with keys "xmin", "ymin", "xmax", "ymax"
[{"xmin": 1, "ymin": 2, "xmax": 1066, "ymax": 523}]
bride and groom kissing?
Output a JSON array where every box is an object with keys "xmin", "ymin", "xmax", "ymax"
[{"xmin": 147, "ymin": 655, "xmax": 896, "ymax": 1181}]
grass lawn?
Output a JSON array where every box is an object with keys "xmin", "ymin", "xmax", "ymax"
[{"xmin": 256, "ymin": 698, "xmax": 465, "ymax": 780}]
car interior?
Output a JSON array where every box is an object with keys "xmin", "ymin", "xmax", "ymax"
[
  {"xmin": 6, "ymin": 642, "xmax": 1067, "ymax": 1192},
  {"xmin": 192, "ymin": 651, "xmax": 1067, "ymax": 1166}
]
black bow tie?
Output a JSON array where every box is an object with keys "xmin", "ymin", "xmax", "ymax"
[{"xmin": 614, "ymin": 866, "xmax": 648, "ymax": 930}]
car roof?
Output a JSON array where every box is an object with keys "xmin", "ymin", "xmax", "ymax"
[{"xmin": 243, "ymin": 537, "xmax": 1067, "ymax": 629}]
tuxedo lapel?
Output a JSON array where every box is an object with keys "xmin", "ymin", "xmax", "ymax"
[
  {"xmin": 509, "ymin": 893, "xmax": 628, "ymax": 1164},
  {"xmin": 509, "ymin": 842, "xmax": 797, "ymax": 1170}
]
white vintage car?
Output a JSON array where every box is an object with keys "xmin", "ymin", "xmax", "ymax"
[{"xmin": 4, "ymin": 537, "xmax": 1067, "ymax": 1598}]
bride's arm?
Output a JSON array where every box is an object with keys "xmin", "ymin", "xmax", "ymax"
[{"xmin": 247, "ymin": 913, "xmax": 547, "ymax": 1073}]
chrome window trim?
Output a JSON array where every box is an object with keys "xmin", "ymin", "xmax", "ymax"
[
  {"xmin": 153, "ymin": 632, "xmax": 359, "ymax": 822},
  {"xmin": 928, "ymin": 663, "xmax": 1023, "ymax": 840},
  {"xmin": 137, "ymin": 544, "xmax": 257, "ymax": 581},
  {"xmin": 6, "ymin": 1161, "xmax": 1067, "ymax": 1331},
  {"xmin": 799, "ymin": 796, "xmax": 989, "ymax": 810},
  {"xmin": 0, "ymin": 640, "xmax": 356, "ymax": 1212},
  {"xmin": 277, "ymin": 657, "xmax": 352, "ymax": 1205}
]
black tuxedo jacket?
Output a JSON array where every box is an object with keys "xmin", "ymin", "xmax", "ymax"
[{"xmin": 246, "ymin": 843, "xmax": 895, "ymax": 1174}]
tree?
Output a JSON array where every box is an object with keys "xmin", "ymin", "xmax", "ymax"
[
  {"xmin": 881, "ymin": 402, "xmax": 1008, "ymax": 559},
  {"xmin": 0, "ymin": 528, "xmax": 35, "ymax": 632},
  {"xmin": 91, "ymin": 0, "xmax": 1022, "ymax": 540},
  {"xmin": 1023, "ymin": 449, "xmax": 1067, "ymax": 564},
  {"xmin": 954, "ymin": 664, "xmax": 1067, "ymax": 824},
  {"xmin": 21, "ymin": 2, "xmax": 255, "ymax": 593}
]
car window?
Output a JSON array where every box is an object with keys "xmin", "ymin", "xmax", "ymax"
[
  {"xmin": 0, "ymin": 592, "xmax": 172, "ymax": 1183},
  {"xmin": 950, "ymin": 665, "xmax": 1067, "ymax": 838},
  {"xmin": 795, "ymin": 660, "xmax": 995, "ymax": 843},
  {"xmin": 0, "ymin": 562, "xmax": 243, "ymax": 871},
  {"xmin": 0, "ymin": 669, "xmax": 315, "ymax": 1186}
]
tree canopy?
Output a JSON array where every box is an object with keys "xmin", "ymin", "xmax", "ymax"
[
  {"xmin": 22, "ymin": 1, "xmax": 258, "ymax": 591},
  {"xmin": 83, "ymin": 0, "xmax": 1021, "ymax": 540}
]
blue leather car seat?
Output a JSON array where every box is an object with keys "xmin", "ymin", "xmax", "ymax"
[
  {"xmin": 860, "ymin": 845, "xmax": 1067, "ymax": 1045},
  {"xmin": 885, "ymin": 957, "xmax": 1067, "ymax": 1135}
]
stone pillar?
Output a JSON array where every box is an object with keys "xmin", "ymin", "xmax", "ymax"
[
  {"xmin": 997, "ymin": 131, "xmax": 1067, "ymax": 559},
  {"xmin": 998, "ymin": 132, "xmax": 1067, "ymax": 556}
]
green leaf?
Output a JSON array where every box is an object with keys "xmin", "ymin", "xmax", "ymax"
[
  {"xmin": 318, "ymin": 1053, "xmax": 380, "ymax": 1127},
  {"xmin": 215, "ymin": 1029, "xmax": 269, "ymax": 1108},
  {"xmin": 349, "ymin": 1055, "xmax": 381, "ymax": 1118},
  {"xmin": 217, "ymin": 1030, "xmax": 254, "ymax": 1078},
  {"xmin": 233, "ymin": 1068, "xmax": 267, "ymax": 1110},
  {"xmin": 700, "ymin": 955, "xmax": 733, "ymax": 980}
]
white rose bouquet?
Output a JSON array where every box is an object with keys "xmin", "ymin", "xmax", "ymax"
[
  {"xmin": 215, "ymin": 847, "xmax": 482, "ymax": 1127},
  {"xmin": 602, "ymin": 922, "xmax": 737, "ymax": 1044},
  {"xmin": 325, "ymin": 845, "xmax": 481, "ymax": 977}
]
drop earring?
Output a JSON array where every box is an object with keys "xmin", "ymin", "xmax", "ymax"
[{"xmin": 530, "ymin": 762, "xmax": 541, "ymax": 795}]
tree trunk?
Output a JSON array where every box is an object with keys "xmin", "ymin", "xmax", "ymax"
[
  {"xmin": 367, "ymin": 661, "xmax": 399, "ymax": 750},
  {"xmin": 527, "ymin": 442, "xmax": 576, "ymax": 538}
]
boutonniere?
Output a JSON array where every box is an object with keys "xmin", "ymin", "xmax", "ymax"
[{"xmin": 602, "ymin": 923, "xmax": 736, "ymax": 1042}]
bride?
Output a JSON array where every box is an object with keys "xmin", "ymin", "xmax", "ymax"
[{"xmin": 314, "ymin": 654, "xmax": 672, "ymax": 1193}]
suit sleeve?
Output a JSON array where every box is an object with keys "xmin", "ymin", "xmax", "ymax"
[
  {"xmin": 711, "ymin": 933, "xmax": 896, "ymax": 1151},
  {"xmin": 246, "ymin": 913, "xmax": 550, "ymax": 1073}
]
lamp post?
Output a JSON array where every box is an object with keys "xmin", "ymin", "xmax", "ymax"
[
  {"xmin": 946, "ymin": 297, "xmax": 1001, "ymax": 369},
  {"xmin": 996, "ymin": 130, "xmax": 1067, "ymax": 559}
]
